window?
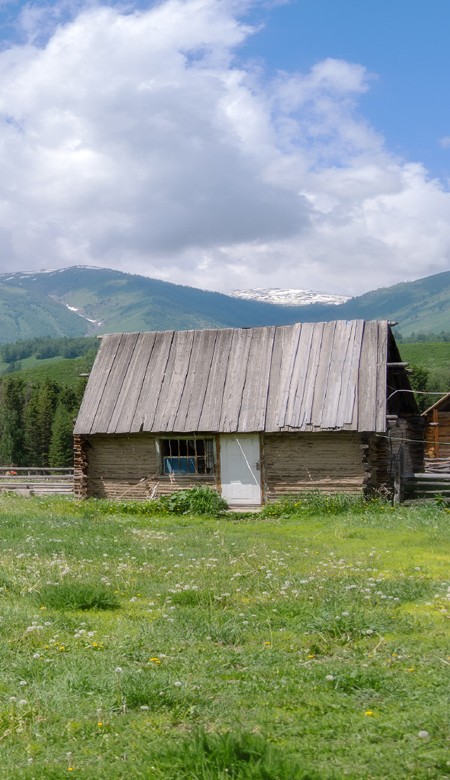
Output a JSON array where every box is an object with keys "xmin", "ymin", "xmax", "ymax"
[{"xmin": 159, "ymin": 438, "xmax": 215, "ymax": 475}]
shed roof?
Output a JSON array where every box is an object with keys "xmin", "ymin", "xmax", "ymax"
[
  {"xmin": 74, "ymin": 320, "xmax": 390, "ymax": 436},
  {"xmin": 422, "ymin": 392, "xmax": 450, "ymax": 416}
]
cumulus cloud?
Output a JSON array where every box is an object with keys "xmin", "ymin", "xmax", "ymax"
[{"xmin": 0, "ymin": 0, "xmax": 449, "ymax": 295}]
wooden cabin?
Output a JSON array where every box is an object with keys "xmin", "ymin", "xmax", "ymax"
[
  {"xmin": 423, "ymin": 393, "xmax": 450, "ymax": 466},
  {"xmin": 73, "ymin": 320, "xmax": 423, "ymax": 506}
]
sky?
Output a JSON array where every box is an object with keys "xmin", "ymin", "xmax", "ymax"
[{"xmin": 0, "ymin": 0, "xmax": 449, "ymax": 296}]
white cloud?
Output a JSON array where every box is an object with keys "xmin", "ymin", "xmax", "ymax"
[{"xmin": 0, "ymin": 0, "xmax": 449, "ymax": 296}]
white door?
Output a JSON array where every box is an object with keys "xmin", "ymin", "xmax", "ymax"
[{"xmin": 220, "ymin": 434, "xmax": 262, "ymax": 506}]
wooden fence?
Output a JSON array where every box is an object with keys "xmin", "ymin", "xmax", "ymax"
[
  {"xmin": 0, "ymin": 467, "xmax": 74, "ymax": 496},
  {"xmin": 424, "ymin": 457, "xmax": 450, "ymax": 473}
]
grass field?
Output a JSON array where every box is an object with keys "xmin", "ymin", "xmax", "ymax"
[
  {"xmin": 400, "ymin": 343, "xmax": 450, "ymax": 394},
  {"xmin": 0, "ymin": 495, "xmax": 449, "ymax": 779},
  {"xmin": 400, "ymin": 342, "xmax": 450, "ymax": 371},
  {"xmin": 0, "ymin": 355, "xmax": 92, "ymax": 387}
]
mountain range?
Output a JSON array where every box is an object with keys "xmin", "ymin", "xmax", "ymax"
[{"xmin": 0, "ymin": 265, "xmax": 448, "ymax": 343}]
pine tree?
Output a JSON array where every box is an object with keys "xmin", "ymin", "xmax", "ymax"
[
  {"xmin": 23, "ymin": 381, "xmax": 60, "ymax": 466},
  {"xmin": 49, "ymin": 402, "xmax": 75, "ymax": 467},
  {"xmin": 0, "ymin": 378, "xmax": 25, "ymax": 465}
]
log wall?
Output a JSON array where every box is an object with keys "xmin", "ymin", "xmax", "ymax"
[
  {"xmin": 425, "ymin": 411, "xmax": 450, "ymax": 458},
  {"xmin": 74, "ymin": 434, "xmax": 216, "ymax": 499},
  {"xmin": 262, "ymin": 432, "xmax": 366, "ymax": 499},
  {"xmin": 75, "ymin": 424, "xmax": 423, "ymax": 502},
  {"xmin": 364, "ymin": 415, "xmax": 424, "ymax": 500}
]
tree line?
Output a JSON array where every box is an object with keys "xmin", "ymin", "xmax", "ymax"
[
  {"xmin": 395, "ymin": 331, "xmax": 450, "ymax": 342},
  {"xmin": 0, "ymin": 336, "xmax": 98, "ymax": 373},
  {"xmin": 0, "ymin": 377, "xmax": 84, "ymax": 468}
]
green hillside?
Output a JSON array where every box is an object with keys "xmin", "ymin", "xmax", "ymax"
[
  {"xmin": 328, "ymin": 271, "xmax": 450, "ymax": 335},
  {"xmin": 0, "ymin": 336, "xmax": 99, "ymax": 387},
  {"xmin": 0, "ymin": 267, "xmax": 330, "ymax": 339},
  {"xmin": 399, "ymin": 341, "xmax": 450, "ymax": 372},
  {"xmin": 399, "ymin": 341, "xmax": 450, "ymax": 395},
  {"xmin": 0, "ymin": 265, "xmax": 449, "ymax": 341},
  {"xmin": 3, "ymin": 355, "xmax": 92, "ymax": 388},
  {"xmin": 0, "ymin": 279, "xmax": 87, "ymax": 342}
]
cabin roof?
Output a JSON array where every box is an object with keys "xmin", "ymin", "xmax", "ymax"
[
  {"xmin": 422, "ymin": 392, "xmax": 450, "ymax": 416},
  {"xmin": 74, "ymin": 320, "xmax": 393, "ymax": 436}
]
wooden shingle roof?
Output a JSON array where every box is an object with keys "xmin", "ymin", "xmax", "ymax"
[{"xmin": 74, "ymin": 320, "xmax": 389, "ymax": 435}]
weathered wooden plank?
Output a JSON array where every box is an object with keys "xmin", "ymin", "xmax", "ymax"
[
  {"xmin": 310, "ymin": 321, "xmax": 337, "ymax": 427},
  {"xmin": 295, "ymin": 322, "xmax": 324, "ymax": 429},
  {"xmin": 129, "ymin": 331, "xmax": 175, "ymax": 432},
  {"xmin": 220, "ymin": 329, "xmax": 254, "ymax": 432},
  {"xmin": 358, "ymin": 321, "xmax": 380, "ymax": 431},
  {"xmin": 154, "ymin": 330, "xmax": 196, "ymax": 432},
  {"xmin": 375, "ymin": 321, "xmax": 388, "ymax": 431},
  {"xmin": 176, "ymin": 329, "xmax": 218, "ymax": 432},
  {"xmin": 321, "ymin": 321, "xmax": 360, "ymax": 429},
  {"xmin": 74, "ymin": 333, "xmax": 122, "ymax": 434},
  {"xmin": 238, "ymin": 326, "xmax": 276, "ymax": 431},
  {"xmin": 197, "ymin": 329, "xmax": 233, "ymax": 431},
  {"xmin": 265, "ymin": 326, "xmax": 286, "ymax": 431},
  {"xmin": 110, "ymin": 332, "xmax": 157, "ymax": 433},
  {"xmin": 339, "ymin": 320, "xmax": 365, "ymax": 428},
  {"xmin": 285, "ymin": 322, "xmax": 314, "ymax": 429},
  {"xmin": 275, "ymin": 323, "xmax": 302, "ymax": 429},
  {"xmin": 91, "ymin": 333, "xmax": 140, "ymax": 434}
]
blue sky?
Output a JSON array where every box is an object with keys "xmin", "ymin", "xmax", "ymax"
[
  {"xmin": 0, "ymin": 0, "xmax": 449, "ymax": 295},
  {"xmin": 243, "ymin": 0, "xmax": 450, "ymax": 180}
]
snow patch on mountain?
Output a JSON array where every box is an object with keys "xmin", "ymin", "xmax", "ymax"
[
  {"xmin": 231, "ymin": 288, "xmax": 350, "ymax": 306},
  {"xmin": 63, "ymin": 303, "xmax": 103, "ymax": 327}
]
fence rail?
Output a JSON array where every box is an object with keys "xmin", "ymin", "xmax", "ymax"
[
  {"xmin": 0, "ymin": 467, "xmax": 74, "ymax": 495},
  {"xmin": 424, "ymin": 457, "xmax": 450, "ymax": 474},
  {"xmin": 403, "ymin": 471, "xmax": 450, "ymax": 502}
]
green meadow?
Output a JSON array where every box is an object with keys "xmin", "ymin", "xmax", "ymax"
[{"xmin": 0, "ymin": 495, "xmax": 448, "ymax": 779}]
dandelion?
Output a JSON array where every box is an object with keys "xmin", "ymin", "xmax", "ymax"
[
  {"xmin": 19, "ymin": 680, "xmax": 27, "ymax": 686},
  {"xmin": 97, "ymin": 721, "xmax": 103, "ymax": 728},
  {"xmin": 114, "ymin": 667, "xmax": 123, "ymax": 674},
  {"xmin": 365, "ymin": 710, "xmax": 374, "ymax": 716},
  {"xmin": 418, "ymin": 730, "xmax": 430, "ymax": 739},
  {"xmin": 149, "ymin": 657, "xmax": 161, "ymax": 664},
  {"xmin": 325, "ymin": 675, "xmax": 335, "ymax": 681}
]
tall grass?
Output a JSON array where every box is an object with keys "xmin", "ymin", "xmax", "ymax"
[{"xmin": 0, "ymin": 494, "xmax": 448, "ymax": 778}]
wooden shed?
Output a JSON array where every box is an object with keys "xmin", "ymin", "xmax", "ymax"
[
  {"xmin": 73, "ymin": 320, "xmax": 423, "ymax": 506},
  {"xmin": 423, "ymin": 393, "xmax": 450, "ymax": 464}
]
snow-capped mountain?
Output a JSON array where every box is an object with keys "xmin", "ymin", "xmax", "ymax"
[{"xmin": 231, "ymin": 288, "xmax": 351, "ymax": 307}]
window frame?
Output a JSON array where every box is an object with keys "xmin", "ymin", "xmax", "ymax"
[{"xmin": 156, "ymin": 436, "xmax": 216, "ymax": 477}]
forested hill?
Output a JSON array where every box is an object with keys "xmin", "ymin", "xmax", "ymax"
[
  {"xmin": 0, "ymin": 267, "xmax": 332, "ymax": 342},
  {"xmin": 0, "ymin": 265, "xmax": 449, "ymax": 341}
]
